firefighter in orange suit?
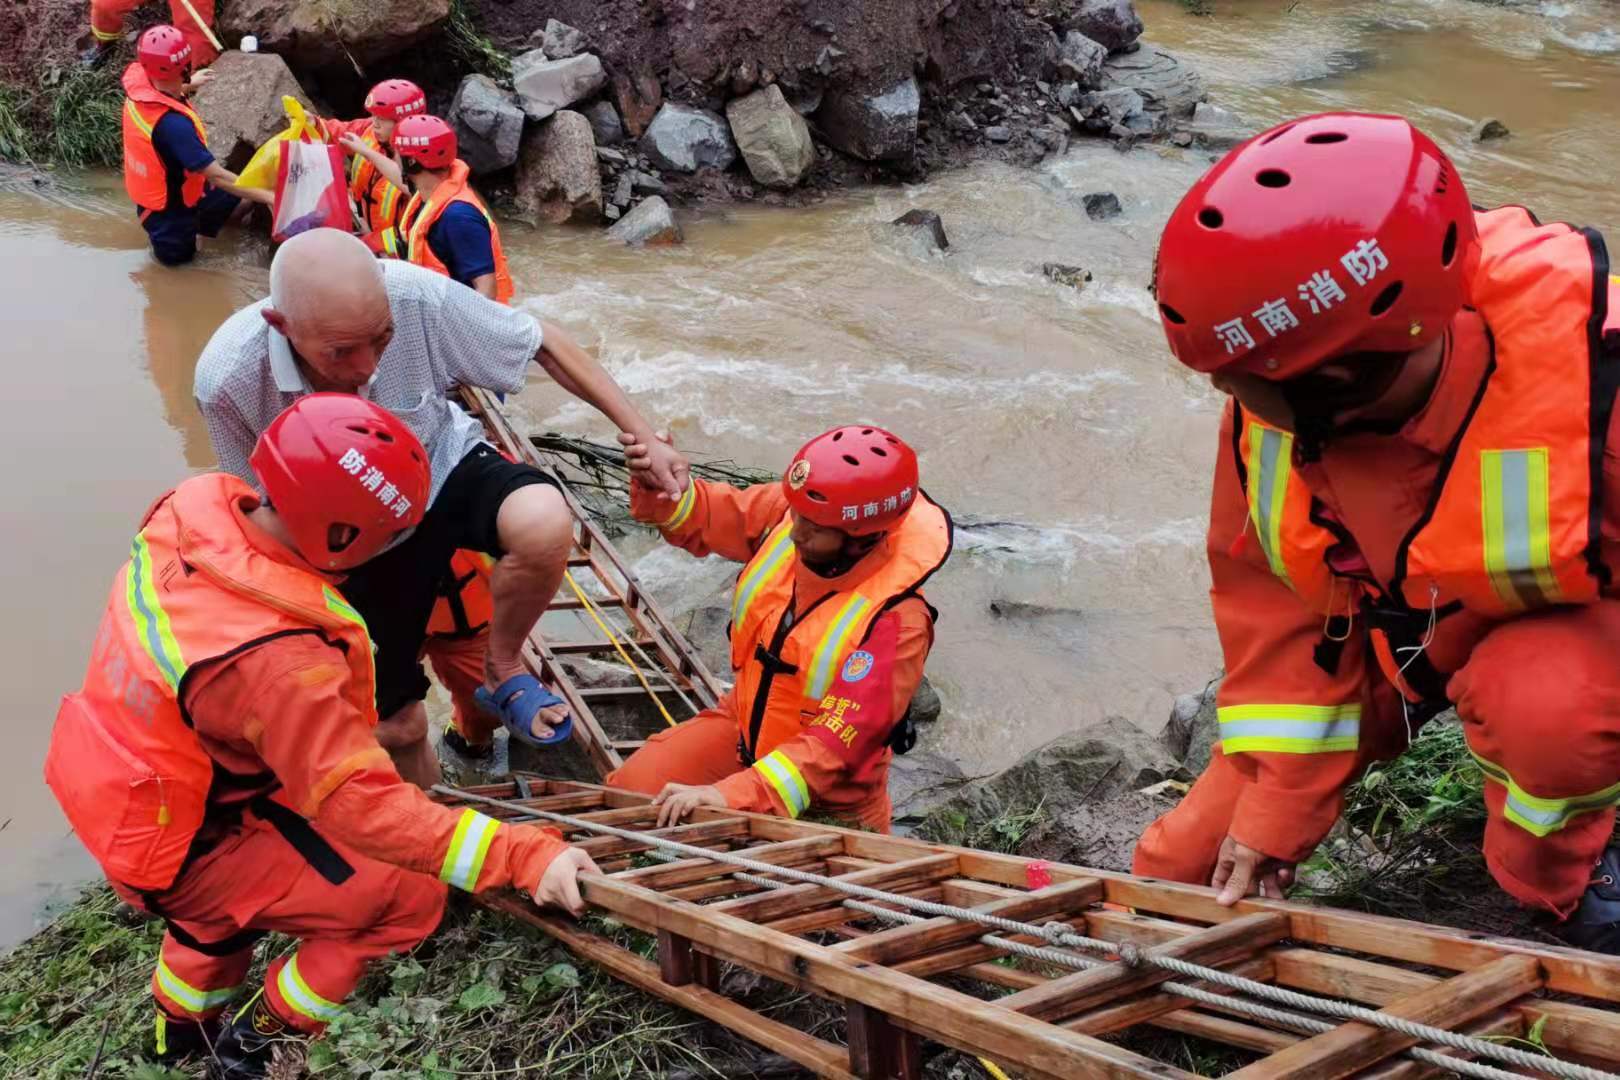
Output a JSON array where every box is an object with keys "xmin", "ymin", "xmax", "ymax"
[
  {"xmin": 84, "ymin": 0, "xmax": 217, "ymax": 68},
  {"xmin": 607, "ymin": 427, "xmax": 952, "ymax": 833},
  {"xmin": 1135, "ymin": 111, "xmax": 1620, "ymax": 952},
  {"xmin": 319, "ymin": 79, "xmax": 425, "ymax": 258},
  {"xmin": 44, "ymin": 395, "xmax": 599, "ymax": 1077},
  {"xmin": 340, "ymin": 113, "xmax": 515, "ymax": 303}
]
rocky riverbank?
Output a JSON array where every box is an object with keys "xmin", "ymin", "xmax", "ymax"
[{"xmin": 2, "ymin": 0, "xmax": 1216, "ymax": 230}]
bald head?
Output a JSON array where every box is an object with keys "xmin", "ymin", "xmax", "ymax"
[{"xmin": 263, "ymin": 229, "xmax": 394, "ymax": 394}]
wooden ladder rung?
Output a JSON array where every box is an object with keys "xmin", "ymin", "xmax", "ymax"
[
  {"xmin": 1224, "ymin": 954, "xmax": 1543, "ymax": 1079},
  {"xmin": 833, "ymin": 877, "xmax": 1103, "ymax": 965},
  {"xmin": 552, "ymin": 595, "xmax": 629, "ymax": 611},
  {"xmin": 712, "ymin": 854, "xmax": 960, "ymax": 923},
  {"xmin": 550, "ymin": 637, "xmax": 657, "ymax": 655},
  {"xmin": 612, "ymin": 836, "xmax": 844, "ymax": 890},
  {"xmin": 574, "ymin": 818, "xmax": 753, "ymax": 859}
]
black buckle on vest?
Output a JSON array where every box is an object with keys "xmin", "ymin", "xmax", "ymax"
[
  {"xmin": 1362, "ymin": 600, "xmax": 1453, "ymax": 706},
  {"xmin": 752, "ymin": 643, "xmax": 798, "ymax": 677},
  {"xmin": 250, "ymin": 796, "xmax": 355, "ymax": 887},
  {"xmin": 886, "ymin": 711, "xmax": 918, "ymax": 756}
]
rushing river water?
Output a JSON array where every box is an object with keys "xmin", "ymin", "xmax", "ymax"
[{"xmin": 1, "ymin": 0, "xmax": 1617, "ymax": 948}]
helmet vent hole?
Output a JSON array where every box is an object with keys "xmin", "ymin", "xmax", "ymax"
[
  {"xmin": 1255, "ymin": 169, "xmax": 1291, "ymax": 188},
  {"xmin": 1304, "ymin": 132, "xmax": 1347, "ymax": 144},
  {"xmin": 1369, "ymin": 281, "xmax": 1404, "ymax": 317},
  {"xmin": 871, "ymin": 446, "xmax": 888, "ymax": 457},
  {"xmin": 885, "ymin": 435, "xmax": 898, "ymax": 444},
  {"xmin": 831, "ymin": 431, "xmax": 843, "ymax": 441},
  {"xmin": 1441, "ymin": 221, "xmax": 1459, "ymax": 267},
  {"xmin": 1159, "ymin": 304, "xmax": 1188, "ymax": 325},
  {"xmin": 806, "ymin": 490, "xmax": 828, "ymax": 503},
  {"xmin": 1261, "ymin": 124, "xmax": 1296, "ymax": 145},
  {"xmin": 1197, "ymin": 207, "xmax": 1224, "ymax": 229},
  {"xmin": 842, "ymin": 454, "xmax": 860, "ymax": 467},
  {"xmin": 861, "ymin": 428, "xmax": 874, "ymax": 435}
]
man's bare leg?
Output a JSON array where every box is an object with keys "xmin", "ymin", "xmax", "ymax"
[
  {"xmin": 374, "ymin": 700, "xmax": 441, "ymax": 788},
  {"xmin": 485, "ymin": 484, "xmax": 573, "ymax": 737}
]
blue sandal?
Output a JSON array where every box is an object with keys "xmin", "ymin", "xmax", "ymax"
[{"xmin": 474, "ymin": 674, "xmax": 574, "ymax": 747}]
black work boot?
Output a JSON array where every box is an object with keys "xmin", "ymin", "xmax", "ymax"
[
  {"xmin": 154, "ymin": 1007, "xmax": 219, "ymax": 1060},
  {"xmin": 441, "ymin": 723, "xmax": 493, "ymax": 761},
  {"xmin": 1558, "ymin": 844, "xmax": 1620, "ymax": 954},
  {"xmin": 76, "ymin": 32, "xmax": 113, "ymax": 68},
  {"xmin": 208, "ymin": 993, "xmax": 300, "ymax": 1080}
]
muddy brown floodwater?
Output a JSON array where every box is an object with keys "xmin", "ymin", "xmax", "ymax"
[{"xmin": 2, "ymin": 0, "xmax": 1617, "ymax": 949}]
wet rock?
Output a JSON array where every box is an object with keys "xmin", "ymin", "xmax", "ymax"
[
  {"xmin": 984, "ymin": 124, "xmax": 1012, "ymax": 143},
  {"xmin": 639, "ymin": 104, "xmax": 737, "ymax": 174},
  {"xmin": 584, "ymin": 101, "xmax": 626, "ymax": 146},
  {"xmin": 629, "ymin": 169, "xmax": 669, "ymax": 195},
  {"xmin": 446, "ymin": 75, "xmax": 524, "ymax": 175},
  {"xmin": 1042, "ymin": 262, "xmax": 1092, "ymax": 290},
  {"xmin": 1057, "ymin": 30, "xmax": 1108, "ymax": 87},
  {"xmin": 889, "ymin": 751, "xmax": 972, "ymax": 828},
  {"xmin": 1067, "ymin": 0, "xmax": 1145, "ymax": 54},
  {"xmin": 613, "ymin": 68, "xmax": 664, "ymax": 139},
  {"xmin": 725, "ymin": 85, "xmax": 815, "ymax": 189},
  {"xmin": 1033, "ymin": 125, "xmax": 1070, "ymax": 156},
  {"xmin": 541, "ymin": 17, "xmax": 588, "ymax": 59},
  {"xmin": 189, "ymin": 51, "xmax": 313, "ymax": 172},
  {"xmin": 1070, "ymin": 86, "xmax": 1145, "ymax": 133},
  {"xmin": 611, "ymin": 173, "xmax": 633, "ymax": 210},
  {"xmin": 676, "ymin": 603, "xmax": 731, "ymax": 677},
  {"xmin": 1082, "ymin": 191, "xmax": 1121, "ymax": 220},
  {"xmin": 892, "ymin": 208, "xmax": 949, "ymax": 251},
  {"xmin": 1055, "ymin": 81, "xmax": 1081, "ymax": 108},
  {"xmin": 930, "ymin": 715, "xmax": 1185, "ymax": 871},
  {"xmin": 514, "ymin": 110, "xmax": 603, "ymax": 225},
  {"xmin": 604, "ymin": 204, "xmax": 621, "ymax": 222},
  {"xmin": 1170, "ymin": 130, "xmax": 1194, "ymax": 147},
  {"xmin": 607, "ymin": 195, "xmax": 683, "ymax": 246},
  {"xmin": 1181, "ymin": 100, "xmax": 1249, "ymax": 150},
  {"xmin": 1472, "ymin": 117, "xmax": 1511, "ymax": 142},
  {"xmin": 817, "ymin": 76, "xmax": 920, "ymax": 163},
  {"xmin": 594, "ymin": 146, "xmax": 626, "ymax": 165},
  {"xmin": 218, "ymin": 0, "xmax": 447, "ymax": 67},
  {"xmin": 1099, "ymin": 44, "xmax": 1205, "ymax": 121},
  {"xmin": 908, "ymin": 675, "xmax": 942, "ymax": 726},
  {"xmin": 1160, "ymin": 677, "xmax": 1220, "ymax": 776},
  {"xmin": 513, "ymin": 50, "xmax": 608, "ymax": 122}
]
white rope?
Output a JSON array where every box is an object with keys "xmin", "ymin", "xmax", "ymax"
[{"xmin": 440, "ymin": 786, "xmax": 1618, "ymax": 1080}]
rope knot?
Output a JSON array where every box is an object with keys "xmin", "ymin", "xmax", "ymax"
[
  {"xmin": 1117, "ymin": 943, "xmax": 1143, "ymax": 968},
  {"xmin": 1039, "ymin": 921, "xmax": 1069, "ymax": 947}
]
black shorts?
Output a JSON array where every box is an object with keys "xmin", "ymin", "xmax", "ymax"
[{"xmin": 338, "ymin": 443, "xmax": 557, "ymax": 718}]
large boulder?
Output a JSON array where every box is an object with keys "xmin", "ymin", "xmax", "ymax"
[
  {"xmin": 512, "ymin": 50, "xmax": 608, "ymax": 122},
  {"xmin": 639, "ymin": 104, "xmax": 737, "ymax": 174},
  {"xmin": 1160, "ymin": 677, "xmax": 1220, "ymax": 776},
  {"xmin": 889, "ymin": 751, "xmax": 971, "ymax": 829},
  {"xmin": 446, "ymin": 75, "xmax": 524, "ymax": 175},
  {"xmin": 1057, "ymin": 31, "xmax": 1108, "ymax": 88},
  {"xmin": 1180, "ymin": 101, "xmax": 1250, "ymax": 150},
  {"xmin": 1099, "ymin": 44, "xmax": 1205, "ymax": 121},
  {"xmin": 613, "ymin": 68, "xmax": 663, "ymax": 139},
  {"xmin": 1067, "ymin": 0, "xmax": 1145, "ymax": 54},
  {"xmin": 217, "ymin": 0, "xmax": 447, "ymax": 68},
  {"xmin": 725, "ymin": 85, "xmax": 814, "ymax": 189},
  {"xmin": 189, "ymin": 52, "xmax": 313, "ymax": 173},
  {"xmin": 815, "ymin": 76, "xmax": 919, "ymax": 163},
  {"xmin": 514, "ymin": 111, "xmax": 603, "ymax": 225},
  {"xmin": 607, "ymin": 196, "xmax": 682, "ymax": 246}
]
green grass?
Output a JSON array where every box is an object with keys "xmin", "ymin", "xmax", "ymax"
[
  {"xmin": 446, "ymin": 0, "xmax": 513, "ymax": 84},
  {"xmin": 0, "ymin": 64, "xmax": 123, "ymax": 169},
  {"xmin": 917, "ymin": 793, "xmax": 1045, "ymax": 854}
]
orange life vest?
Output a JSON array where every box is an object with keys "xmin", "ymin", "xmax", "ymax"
[
  {"xmin": 727, "ymin": 496, "xmax": 951, "ymax": 770},
  {"xmin": 1231, "ymin": 407, "xmax": 1344, "ymax": 618},
  {"xmin": 43, "ymin": 474, "xmax": 376, "ymax": 892},
  {"xmin": 427, "ymin": 550, "xmax": 496, "ymax": 638},
  {"xmin": 121, "ymin": 62, "xmax": 209, "ymax": 213},
  {"xmin": 1233, "ymin": 205, "xmax": 1620, "ymax": 699},
  {"xmin": 348, "ymin": 123, "xmax": 406, "ymax": 252},
  {"xmin": 399, "ymin": 160, "xmax": 515, "ymax": 304}
]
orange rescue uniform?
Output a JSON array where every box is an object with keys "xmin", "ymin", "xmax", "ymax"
[
  {"xmin": 606, "ymin": 477, "xmax": 951, "ymax": 831},
  {"xmin": 45, "ymin": 474, "xmax": 568, "ymax": 1032},
  {"xmin": 1136, "ymin": 207, "xmax": 1620, "ymax": 916},
  {"xmin": 320, "ymin": 116, "xmax": 409, "ymax": 256},
  {"xmin": 121, "ymin": 62, "xmax": 207, "ymax": 214},
  {"xmin": 399, "ymin": 159, "xmax": 515, "ymax": 305},
  {"xmin": 92, "ymin": 0, "xmax": 218, "ymax": 66}
]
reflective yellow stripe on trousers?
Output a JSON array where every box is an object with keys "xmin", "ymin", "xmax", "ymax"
[
  {"xmin": 1470, "ymin": 750, "xmax": 1620, "ymax": 837},
  {"xmin": 276, "ymin": 953, "xmax": 343, "ymax": 1023},
  {"xmin": 1218, "ymin": 703, "xmax": 1360, "ymax": 755},
  {"xmin": 1245, "ymin": 422, "xmax": 1294, "ymax": 587},
  {"xmin": 1481, "ymin": 447, "xmax": 1561, "ymax": 610},
  {"xmin": 754, "ymin": 750, "xmax": 810, "ymax": 817},
  {"xmin": 155, "ymin": 957, "xmax": 240, "ymax": 1015}
]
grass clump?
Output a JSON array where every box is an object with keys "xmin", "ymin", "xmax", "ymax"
[
  {"xmin": 917, "ymin": 794, "xmax": 1045, "ymax": 854},
  {"xmin": 0, "ymin": 64, "xmax": 123, "ymax": 169},
  {"xmin": 446, "ymin": 0, "xmax": 513, "ymax": 84}
]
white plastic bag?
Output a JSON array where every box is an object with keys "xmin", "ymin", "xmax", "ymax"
[{"xmin": 271, "ymin": 140, "xmax": 349, "ymax": 242}]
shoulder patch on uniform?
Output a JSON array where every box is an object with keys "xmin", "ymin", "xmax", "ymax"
[{"xmin": 841, "ymin": 650, "xmax": 875, "ymax": 683}]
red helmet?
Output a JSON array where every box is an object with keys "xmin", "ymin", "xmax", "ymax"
[
  {"xmin": 1154, "ymin": 112, "xmax": 1478, "ymax": 381},
  {"xmin": 365, "ymin": 79, "xmax": 427, "ymax": 123},
  {"xmin": 393, "ymin": 114, "xmax": 457, "ymax": 170},
  {"xmin": 783, "ymin": 426, "xmax": 920, "ymax": 536},
  {"xmin": 249, "ymin": 394, "xmax": 430, "ymax": 571},
  {"xmin": 137, "ymin": 24, "xmax": 192, "ymax": 81}
]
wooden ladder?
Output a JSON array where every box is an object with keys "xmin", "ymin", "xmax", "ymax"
[{"xmin": 435, "ymin": 776, "xmax": 1620, "ymax": 1080}]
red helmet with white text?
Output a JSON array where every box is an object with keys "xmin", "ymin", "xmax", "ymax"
[
  {"xmin": 1154, "ymin": 112, "xmax": 1478, "ymax": 381},
  {"xmin": 393, "ymin": 114, "xmax": 457, "ymax": 170},
  {"xmin": 249, "ymin": 394, "xmax": 429, "ymax": 571},
  {"xmin": 365, "ymin": 79, "xmax": 427, "ymax": 122},
  {"xmin": 783, "ymin": 426, "xmax": 920, "ymax": 536},
  {"xmin": 137, "ymin": 25, "xmax": 192, "ymax": 82}
]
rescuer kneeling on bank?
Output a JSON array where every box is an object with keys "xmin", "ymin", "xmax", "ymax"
[
  {"xmin": 44, "ymin": 395, "xmax": 599, "ymax": 1077},
  {"xmin": 1135, "ymin": 111, "xmax": 1620, "ymax": 952},
  {"xmin": 607, "ymin": 427, "xmax": 952, "ymax": 833}
]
